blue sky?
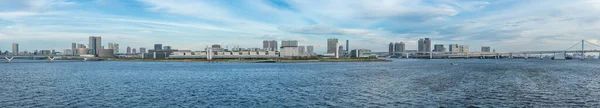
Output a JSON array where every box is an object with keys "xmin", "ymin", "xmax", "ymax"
[{"xmin": 1, "ymin": 0, "xmax": 600, "ymax": 53}]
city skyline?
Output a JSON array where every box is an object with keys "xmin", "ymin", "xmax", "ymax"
[{"xmin": 2, "ymin": 0, "xmax": 600, "ymax": 53}]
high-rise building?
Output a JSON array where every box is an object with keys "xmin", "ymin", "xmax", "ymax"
[
  {"xmin": 460, "ymin": 45, "xmax": 470, "ymax": 52},
  {"xmin": 263, "ymin": 40, "xmax": 278, "ymax": 51},
  {"xmin": 449, "ymin": 44, "xmax": 460, "ymax": 52},
  {"xmin": 424, "ymin": 38, "xmax": 431, "ymax": 52},
  {"xmin": 418, "ymin": 39, "xmax": 424, "ymax": 52},
  {"xmin": 306, "ymin": 45, "xmax": 314, "ymax": 54},
  {"xmin": 12, "ymin": 43, "xmax": 18, "ymax": 55},
  {"xmin": 132, "ymin": 48, "xmax": 137, "ymax": 54},
  {"xmin": 338, "ymin": 45, "xmax": 344, "ymax": 55},
  {"xmin": 481, "ymin": 46, "xmax": 491, "ymax": 52},
  {"xmin": 389, "ymin": 42, "xmax": 394, "ymax": 55},
  {"xmin": 280, "ymin": 40, "xmax": 299, "ymax": 57},
  {"xmin": 394, "ymin": 42, "xmax": 405, "ymax": 53},
  {"xmin": 434, "ymin": 44, "xmax": 446, "ymax": 52},
  {"xmin": 108, "ymin": 43, "xmax": 114, "ymax": 49},
  {"xmin": 89, "ymin": 36, "xmax": 102, "ymax": 56},
  {"xmin": 71, "ymin": 43, "xmax": 77, "ymax": 55},
  {"xmin": 113, "ymin": 44, "xmax": 119, "ymax": 54},
  {"xmin": 139, "ymin": 47, "xmax": 146, "ymax": 53},
  {"xmin": 126, "ymin": 46, "xmax": 131, "ymax": 54},
  {"xmin": 327, "ymin": 38, "xmax": 338, "ymax": 54},
  {"xmin": 298, "ymin": 45, "xmax": 305, "ymax": 54},
  {"xmin": 345, "ymin": 40, "xmax": 349, "ymax": 53},
  {"xmin": 154, "ymin": 44, "xmax": 163, "ymax": 51}
]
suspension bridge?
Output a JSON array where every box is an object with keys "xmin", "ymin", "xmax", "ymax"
[{"xmin": 369, "ymin": 40, "xmax": 600, "ymax": 59}]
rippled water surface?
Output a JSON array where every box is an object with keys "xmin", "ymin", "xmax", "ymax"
[{"xmin": 1, "ymin": 59, "xmax": 600, "ymax": 107}]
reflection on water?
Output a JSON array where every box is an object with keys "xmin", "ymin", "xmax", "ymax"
[{"xmin": 1, "ymin": 60, "xmax": 600, "ymax": 107}]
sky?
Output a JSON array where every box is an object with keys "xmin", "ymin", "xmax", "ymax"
[{"xmin": 1, "ymin": 0, "xmax": 600, "ymax": 53}]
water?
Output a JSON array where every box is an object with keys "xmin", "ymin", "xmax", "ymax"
[{"xmin": 1, "ymin": 59, "xmax": 600, "ymax": 107}]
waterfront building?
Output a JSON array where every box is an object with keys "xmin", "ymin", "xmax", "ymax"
[
  {"xmin": 263, "ymin": 40, "xmax": 278, "ymax": 51},
  {"xmin": 394, "ymin": 42, "xmax": 405, "ymax": 53},
  {"xmin": 424, "ymin": 38, "xmax": 431, "ymax": 52},
  {"xmin": 350, "ymin": 49, "xmax": 372, "ymax": 58},
  {"xmin": 389, "ymin": 42, "xmax": 394, "ymax": 55},
  {"xmin": 481, "ymin": 46, "xmax": 491, "ymax": 52},
  {"xmin": 280, "ymin": 40, "xmax": 300, "ymax": 57},
  {"xmin": 113, "ymin": 44, "xmax": 119, "ymax": 54},
  {"xmin": 418, "ymin": 39, "xmax": 424, "ymax": 52},
  {"xmin": 338, "ymin": 46, "xmax": 345, "ymax": 56},
  {"xmin": 133, "ymin": 48, "xmax": 137, "ymax": 54},
  {"xmin": 434, "ymin": 44, "xmax": 446, "ymax": 52},
  {"xmin": 12, "ymin": 43, "xmax": 18, "ymax": 55},
  {"xmin": 298, "ymin": 46, "xmax": 305, "ymax": 54},
  {"xmin": 281, "ymin": 40, "xmax": 298, "ymax": 47},
  {"xmin": 154, "ymin": 44, "xmax": 163, "ymax": 51},
  {"xmin": 346, "ymin": 40, "xmax": 349, "ymax": 53},
  {"xmin": 306, "ymin": 45, "xmax": 314, "ymax": 54},
  {"xmin": 89, "ymin": 36, "xmax": 101, "ymax": 56},
  {"xmin": 327, "ymin": 38, "xmax": 338, "ymax": 54},
  {"xmin": 449, "ymin": 44, "xmax": 460, "ymax": 52},
  {"xmin": 72, "ymin": 43, "xmax": 77, "ymax": 55},
  {"xmin": 98, "ymin": 49, "xmax": 115, "ymax": 58},
  {"xmin": 163, "ymin": 46, "xmax": 172, "ymax": 50},
  {"xmin": 139, "ymin": 47, "xmax": 146, "ymax": 53},
  {"xmin": 460, "ymin": 45, "xmax": 470, "ymax": 52},
  {"xmin": 63, "ymin": 49, "xmax": 73, "ymax": 55},
  {"xmin": 126, "ymin": 46, "xmax": 131, "ymax": 54},
  {"xmin": 77, "ymin": 44, "xmax": 86, "ymax": 48}
]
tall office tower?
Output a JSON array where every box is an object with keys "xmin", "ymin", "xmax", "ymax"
[
  {"xmin": 418, "ymin": 39, "xmax": 424, "ymax": 52},
  {"xmin": 394, "ymin": 42, "xmax": 405, "ymax": 53},
  {"xmin": 154, "ymin": 44, "xmax": 163, "ymax": 51},
  {"xmin": 481, "ymin": 46, "xmax": 491, "ymax": 52},
  {"xmin": 327, "ymin": 38, "xmax": 338, "ymax": 54},
  {"xmin": 113, "ymin": 44, "xmax": 119, "ymax": 54},
  {"xmin": 424, "ymin": 38, "xmax": 431, "ymax": 52},
  {"xmin": 389, "ymin": 42, "xmax": 395, "ymax": 55},
  {"xmin": 306, "ymin": 45, "xmax": 314, "ymax": 54},
  {"xmin": 12, "ymin": 43, "xmax": 18, "ymax": 55},
  {"xmin": 399, "ymin": 42, "xmax": 406, "ymax": 52},
  {"xmin": 434, "ymin": 44, "xmax": 445, "ymax": 52},
  {"xmin": 281, "ymin": 40, "xmax": 298, "ymax": 47},
  {"xmin": 139, "ymin": 47, "xmax": 146, "ymax": 53},
  {"xmin": 298, "ymin": 45, "xmax": 306, "ymax": 53},
  {"xmin": 132, "ymin": 48, "xmax": 137, "ymax": 54},
  {"xmin": 126, "ymin": 46, "xmax": 131, "ymax": 54},
  {"xmin": 263, "ymin": 40, "xmax": 278, "ymax": 51},
  {"xmin": 89, "ymin": 36, "xmax": 102, "ymax": 56},
  {"xmin": 72, "ymin": 43, "xmax": 77, "ymax": 55},
  {"xmin": 345, "ymin": 40, "xmax": 349, "ymax": 53}
]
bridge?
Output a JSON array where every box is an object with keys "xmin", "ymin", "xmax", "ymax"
[
  {"xmin": 0, "ymin": 55, "xmax": 98, "ymax": 63},
  {"xmin": 369, "ymin": 40, "xmax": 600, "ymax": 59}
]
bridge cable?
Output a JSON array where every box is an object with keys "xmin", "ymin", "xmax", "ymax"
[
  {"xmin": 584, "ymin": 41, "xmax": 600, "ymax": 49},
  {"xmin": 565, "ymin": 41, "xmax": 582, "ymax": 51}
]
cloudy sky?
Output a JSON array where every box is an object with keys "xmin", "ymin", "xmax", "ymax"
[{"xmin": 1, "ymin": 0, "xmax": 600, "ymax": 53}]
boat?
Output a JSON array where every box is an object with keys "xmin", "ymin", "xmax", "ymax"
[{"xmin": 451, "ymin": 62, "xmax": 458, "ymax": 65}]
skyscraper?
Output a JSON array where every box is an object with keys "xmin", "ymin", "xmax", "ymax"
[
  {"xmin": 154, "ymin": 44, "xmax": 163, "ymax": 51},
  {"xmin": 481, "ymin": 46, "xmax": 491, "ymax": 52},
  {"xmin": 126, "ymin": 46, "xmax": 131, "ymax": 54},
  {"xmin": 306, "ymin": 45, "xmax": 314, "ymax": 54},
  {"xmin": 113, "ymin": 44, "xmax": 119, "ymax": 54},
  {"xmin": 345, "ymin": 40, "xmax": 349, "ymax": 53},
  {"xmin": 12, "ymin": 43, "xmax": 18, "ymax": 55},
  {"xmin": 434, "ymin": 44, "xmax": 445, "ymax": 52},
  {"xmin": 89, "ymin": 36, "xmax": 101, "ymax": 56},
  {"xmin": 71, "ymin": 43, "xmax": 77, "ymax": 55},
  {"xmin": 139, "ymin": 47, "xmax": 146, "ymax": 53},
  {"xmin": 298, "ymin": 45, "xmax": 305, "ymax": 54},
  {"xmin": 418, "ymin": 39, "xmax": 424, "ymax": 52},
  {"xmin": 424, "ymin": 38, "xmax": 431, "ymax": 52},
  {"xmin": 394, "ymin": 42, "xmax": 405, "ymax": 53},
  {"xmin": 389, "ymin": 42, "xmax": 395, "ymax": 55},
  {"xmin": 132, "ymin": 48, "xmax": 137, "ymax": 54},
  {"xmin": 338, "ymin": 45, "xmax": 344, "ymax": 56},
  {"xmin": 263, "ymin": 40, "xmax": 278, "ymax": 51},
  {"xmin": 327, "ymin": 38, "xmax": 338, "ymax": 54}
]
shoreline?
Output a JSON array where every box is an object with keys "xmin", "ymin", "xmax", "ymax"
[{"xmin": 99, "ymin": 58, "xmax": 392, "ymax": 63}]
